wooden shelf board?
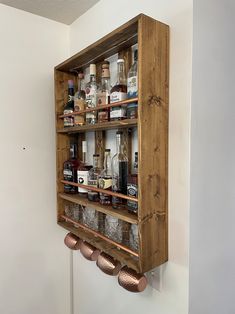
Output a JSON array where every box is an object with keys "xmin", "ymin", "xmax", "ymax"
[
  {"xmin": 59, "ymin": 193, "xmax": 138, "ymax": 225},
  {"xmin": 57, "ymin": 119, "xmax": 137, "ymax": 133},
  {"xmin": 58, "ymin": 220, "xmax": 140, "ymax": 272}
]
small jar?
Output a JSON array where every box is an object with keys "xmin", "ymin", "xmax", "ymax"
[{"xmin": 105, "ymin": 215, "xmax": 122, "ymax": 243}]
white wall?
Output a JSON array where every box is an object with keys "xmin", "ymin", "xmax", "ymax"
[
  {"xmin": 69, "ymin": 1, "xmax": 192, "ymax": 313},
  {"xmin": 0, "ymin": 4, "xmax": 71, "ymax": 314},
  {"xmin": 189, "ymin": 1, "xmax": 235, "ymax": 313}
]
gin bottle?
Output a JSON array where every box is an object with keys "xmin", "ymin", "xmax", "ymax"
[{"xmin": 85, "ymin": 64, "xmax": 97, "ymax": 124}]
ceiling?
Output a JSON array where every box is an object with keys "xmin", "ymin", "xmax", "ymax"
[{"xmin": 0, "ymin": 0, "xmax": 99, "ymax": 24}]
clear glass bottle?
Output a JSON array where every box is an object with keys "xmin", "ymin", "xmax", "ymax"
[
  {"xmin": 85, "ymin": 64, "xmax": 97, "ymax": 124},
  {"xmin": 127, "ymin": 152, "xmax": 138, "ymax": 214},
  {"xmin": 74, "ymin": 72, "xmax": 86, "ymax": 126},
  {"xmin": 111, "ymin": 131, "xmax": 128, "ymax": 209},
  {"xmin": 127, "ymin": 49, "xmax": 138, "ymax": 119},
  {"xmin": 63, "ymin": 143, "xmax": 79, "ymax": 194},
  {"xmin": 64, "ymin": 80, "xmax": 75, "ymax": 127},
  {"xmin": 99, "ymin": 149, "xmax": 112, "ymax": 205},
  {"xmin": 130, "ymin": 224, "xmax": 139, "ymax": 251},
  {"xmin": 97, "ymin": 61, "xmax": 111, "ymax": 122},
  {"xmin": 77, "ymin": 141, "xmax": 90, "ymax": 195},
  {"xmin": 110, "ymin": 59, "xmax": 127, "ymax": 121},
  {"xmin": 87, "ymin": 154, "xmax": 101, "ymax": 202},
  {"xmin": 105, "ymin": 215, "xmax": 123, "ymax": 243}
]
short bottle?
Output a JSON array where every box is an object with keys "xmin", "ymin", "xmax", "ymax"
[
  {"xmin": 127, "ymin": 49, "xmax": 138, "ymax": 119},
  {"xmin": 99, "ymin": 149, "xmax": 112, "ymax": 205},
  {"xmin": 74, "ymin": 72, "xmax": 86, "ymax": 126},
  {"xmin": 64, "ymin": 80, "xmax": 75, "ymax": 127},
  {"xmin": 63, "ymin": 143, "xmax": 79, "ymax": 194},
  {"xmin": 110, "ymin": 59, "xmax": 127, "ymax": 121},
  {"xmin": 85, "ymin": 64, "xmax": 97, "ymax": 124},
  {"xmin": 87, "ymin": 154, "xmax": 101, "ymax": 202},
  {"xmin": 77, "ymin": 141, "xmax": 90, "ymax": 195},
  {"xmin": 127, "ymin": 152, "xmax": 138, "ymax": 214},
  {"xmin": 97, "ymin": 61, "xmax": 111, "ymax": 122},
  {"xmin": 111, "ymin": 131, "xmax": 128, "ymax": 209}
]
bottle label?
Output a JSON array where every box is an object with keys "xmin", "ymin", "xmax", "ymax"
[
  {"xmin": 86, "ymin": 87, "xmax": 96, "ymax": 108},
  {"xmin": 110, "ymin": 91, "xmax": 127, "ymax": 103},
  {"xmin": 63, "ymin": 169, "xmax": 76, "ymax": 193},
  {"xmin": 110, "ymin": 107, "xmax": 126, "ymax": 119},
  {"xmin": 97, "ymin": 92, "xmax": 109, "ymax": 106},
  {"xmin": 63, "ymin": 109, "xmax": 74, "ymax": 127},
  {"xmin": 127, "ymin": 76, "xmax": 138, "ymax": 98},
  {"xmin": 77, "ymin": 170, "xmax": 88, "ymax": 193},
  {"xmin": 88, "ymin": 179, "xmax": 98, "ymax": 187},
  {"xmin": 127, "ymin": 183, "xmax": 138, "ymax": 212},
  {"xmin": 74, "ymin": 99, "xmax": 85, "ymax": 126},
  {"xmin": 98, "ymin": 111, "xmax": 109, "ymax": 122},
  {"xmin": 99, "ymin": 178, "xmax": 112, "ymax": 190}
]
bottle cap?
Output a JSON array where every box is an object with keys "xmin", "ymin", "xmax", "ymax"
[
  {"xmin": 68, "ymin": 80, "xmax": 74, "ymax": 88},
  {"xmin": 78, "ymin": 72, "xmax": 84, "ymax": 79},
  {"xmin": 117, "ymin": 59, "xmax": 125, "ymax": 63},
  {"xmin": 82, "ymin": 141, "xmax": 87, "ymax": 153},
  {"xmin": 90, "ymin": 64, "xmax": 96, "ymax": 75},
  {"xmin": 102, "ymin": 61, "xmax": 110, "ymax": 69},
  {"xmin": 105, "ymin": 149, "xmax": 111, "ymax": 152}
]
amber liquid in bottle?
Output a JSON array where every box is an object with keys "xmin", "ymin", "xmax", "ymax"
[{"xmin": 63, "ymin": 143, "xmax": 79, "ymax": 194}]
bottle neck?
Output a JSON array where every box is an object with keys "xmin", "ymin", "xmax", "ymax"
[
  {"xmin": 116, "ymin": 135, "xmax": 123, "ymax": 154},
  {"xmin": 68, "ymin": 87, "xmax": 74, "ymax": 97},
  {"xmin": 90, "ymin": 74, "xmax": 96, "ymax": 82},
  {"xmin": 117, "ymin": 62, "xmax": 126, "ymax": 85},
  {"xmin": 77, "ymin": 78, "xmax": 81, "ymax": 92},
  {"xmin": 104, "ymin": 152, "xmax": 111, "ymax": 170},
  {"xmin": 70, "ymin": 144, "xmax": 77, "ymax": 159},
  {"xmin": 93, "ymin": 156, "xmax": 99, "ymax": 168},
  {"xmin": 82, "ymin": 152, "xmax": 86, "ymax": 164}
]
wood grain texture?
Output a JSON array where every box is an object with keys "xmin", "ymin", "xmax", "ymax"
[{"xmin": 137, "ymin": 15, "xmax": 169, "ymax": 272}]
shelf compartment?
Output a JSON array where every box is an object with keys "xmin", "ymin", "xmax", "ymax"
[
  {"xmin": 57, "ymin": 118, "xmax": 137, "ymax": 133},
  {"xmin": 60, "ymin": 215, "xmax": 139, "ymax": 258},
  {"xmin": 58, "ymin": 98, "xmax": 138, "ymax": 118},
  {"xmin": 59, "ymin": 193, "xmax": 138, "ymax": 225},
  {"xmin": 61, "ymin": 180, "xmax": 138, "ymax": 202}
]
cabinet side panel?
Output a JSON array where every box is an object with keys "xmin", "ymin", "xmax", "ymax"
[{"xmin": 138, "ymin": 16, "xmax": 169, "ymax": 272}]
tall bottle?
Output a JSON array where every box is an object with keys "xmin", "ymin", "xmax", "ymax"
[
  {"xmin": 87, "ymin": 154, "xmax": 101, "ymax": 202},
  {"xmin": 99, "ymin": 149, "xmax": 112, "ymax": 205},
  {"xmin": 111, "ymin": 131, "xmax": 128, "ymax": 209},
  {"xmin": 127, "ymin": 49, "xmax": 138, "ymax": 119},
  {"xmin": 110, "ymin": 59, "xmax": 127, "ymax": 121},
  {"xmin": 74, "ymin": 72, "xmax": 86, "ymax": 126},
  {"xmin": 77, "ymin": 141, "xmax": 90, "ymax": 194},
  {"xmin": 63, "ymin": 143, "xmax": 79, "ymax": 194},
  {"xmin": 97, "ymin": 61, "xmax": 111, "ymax": 122},
  {"xmin": 64, "ymin": 80, "xmax": 75, "ymax": 127},
  {"xmin": 127, "ymin": 152, "xmax": 138, "ymax": 214},
  {"xmin": 85, "ymin": 64, "xmax": 97, "ymax": 124}
]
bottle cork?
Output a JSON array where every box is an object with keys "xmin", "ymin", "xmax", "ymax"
[{"xmin": 90, "ymin": 64, "xmax": 96, "ymax": 76}]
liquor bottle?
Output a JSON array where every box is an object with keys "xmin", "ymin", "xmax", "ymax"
[
  {"xmin": 99, "ymin": 149, "xmax": 112, "ymax": 205},
  {"xmin": 85, "ymin": 64, "xmax": 97, "ymax": 124},
  {"xmin": 127, "ymin": 152, "xmax": 138, "ymax": 213},
  {"xmin": 77, "ymin": 141, "xmax": 90, "ymax": 194},
  {"xmin": 87, "ymin": 154, "xmax": 101, "ymax": 202},
  {"xmin": 111, "ymin": 131, "xmax": 128, "ymax": 209},
  {"xmin": 110, "ymin": 59, "xmax": 127, "ymax": 121},
  {"xmin": 127, "ymin": 49, "xmax": 138, "ymax": 119},
  {"xmin": 64, "ymin": 80, "xmax": 75, "ymax": 127},
  {"xmin": 97, "ymin": 61, "xmax": 111, "ymax": 122},
  {"xmin": 74, "ymin": 72, "xmax": 86, "ymax": 126},
  {"xmin": 63, "ymin": 143, "xmax": 79, "ymax": 194}
]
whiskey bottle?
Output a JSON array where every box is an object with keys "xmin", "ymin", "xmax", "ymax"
[
  {"xmin": 97, "ymin": 61, "xmax": 111, "ymax": 122},
  {"xmin": 77, "ymin": 141, "xmax": 90, "ymax": 194},
  {"xmin": 99, "ymin": 149, "xmax": 112, "ymax": 205},
  {"xmin": 127, "ymin": 49, "xmax": 138, "ymax": 119},
  {"xmin": 63, "ymin": 143, "xmax": 79, "ymax": 194},
  {"xmin": 110, "ymin": 59, "xmax": 127, "ymax": 121},
  {"xmin": 85, "ymin": 64, "xmax": 97, "ymax": 124},
  {"xmin": 87, "ymin": 154, "xmax": 101, "ymax": 202},
  {"xmin": 111, "ymin": 131, "xmax": 128, "ymax": 209},
  {"xmin": 74, "ymin": 72, "xmax": 86, "ymax": 126},
  {"xmin": 64, "ymin": 80, "xmax": 75, "ymax": 127},
  {"xmin": 127, "ymin": 152, "xmax": 138, "ymax": 214}
]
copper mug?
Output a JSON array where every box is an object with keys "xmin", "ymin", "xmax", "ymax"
[
  {"xmin": 64, "ymin": 232, "xmax": 81, "ymax": 250},
  {"xmin": 80, "ymin": 241, "xmax": 101, "ymax": 261},
  {"xmin": 96, "ymin": 252, "xmax": 122, "ymax": 276},
  {"xmin": 118, "ymin": 266, "xmax": 148, "ymax": 292}
]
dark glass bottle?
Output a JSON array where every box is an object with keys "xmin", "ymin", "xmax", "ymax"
[
  {"xmin": 127, "ymin": 152, "xmax": 138, "ymax": 214},
  {"xmin": 111, "ymin": 131, "xmax": 128, "ymax": 209},
  {"xmin": 88, "ymin": 154, "xmax": 101, "ymax": 202},
  {"xmin": 63, "ymin": 143, "xmax": 79, "ymax": 194},
  {"xmin": 110, "ymin": 59, "xmax": 127, "ymax": 121},
  {"xmin": 64, "ymin": 80, "xmax": 75, "ymax": 127},
  {"xmin": 77, "ymin": 141, "xmax": 91, "ymax": 195},
  {"xmin": 99, "ymin": 149, "xmax": 112, "ymax": 205}
]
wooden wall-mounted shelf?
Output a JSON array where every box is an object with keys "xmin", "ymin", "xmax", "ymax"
[{"xmin": 55, "ymin": 13, "xmax": 169, "ymax": 273}]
